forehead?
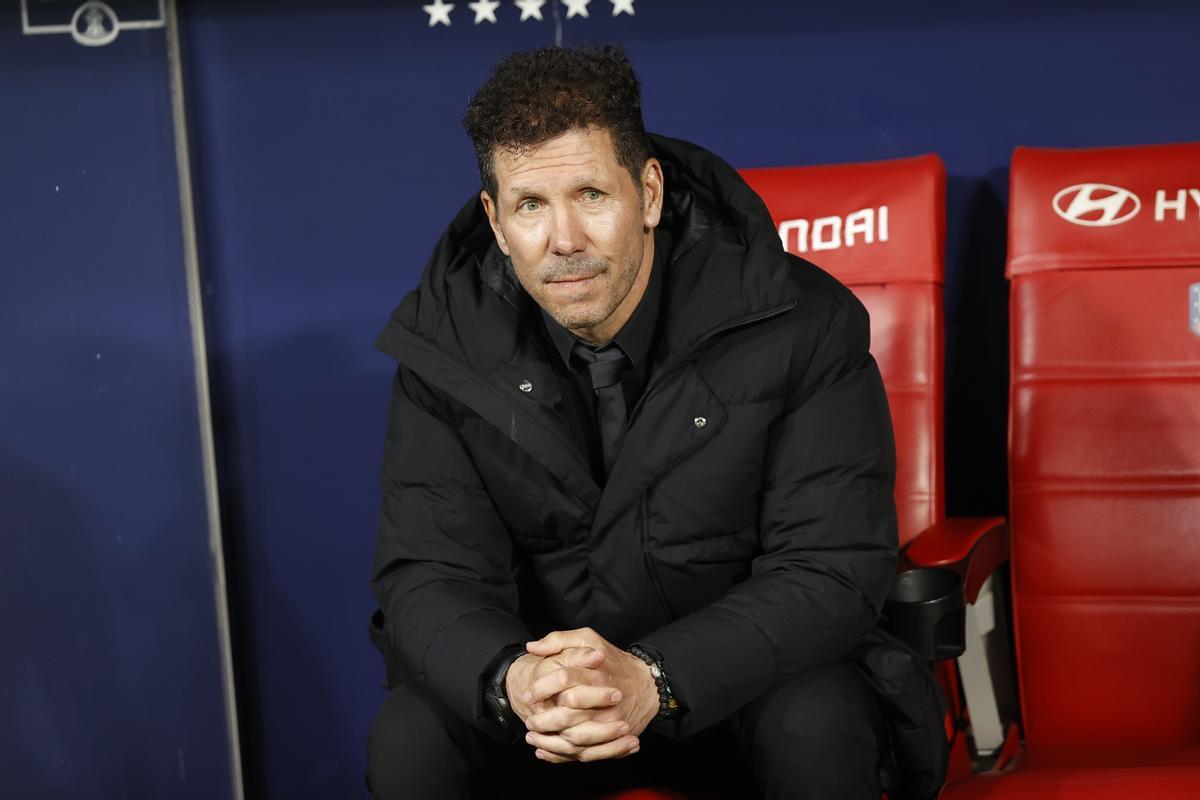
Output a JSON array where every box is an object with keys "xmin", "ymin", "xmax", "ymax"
[{"xmin": 492, "ymin": 127, "xmax": 624, "ymax": 194}]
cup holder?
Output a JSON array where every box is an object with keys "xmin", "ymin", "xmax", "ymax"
[{"xmin": 881, "ymin": 567, "xmax": 965, "ymax": 662}]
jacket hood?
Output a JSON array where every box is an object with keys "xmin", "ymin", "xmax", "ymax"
[{"xmin": 376, "ymin": 133, "xmax": 801, "ymax": 374}]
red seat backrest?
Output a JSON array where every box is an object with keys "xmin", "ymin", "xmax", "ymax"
[
  {"xmin": 1007, "ymin": 142, "xmax": 1200, "ymax": 761},
  {"xmin": 741, "ymin": 155, "xmax": 946, "ymax": 547}
]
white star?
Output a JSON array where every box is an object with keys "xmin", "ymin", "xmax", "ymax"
[
  {"xmin": 514, "ymin": 0, "xmax": 545, "ymax": 21},
  {"xmin": 610, "ymin": 0, "xmax": 634, "ymax": 16},
  {"xmin": 423, "ymin": 0, "xmax": 454, "ymax": 27},
  {"xmin": 468, "ymin": 0, "xmax": 500, "ymax": 23},
  {"xmin": 563, "ymin": 0, "xmax": 590, "ymax": 19}
]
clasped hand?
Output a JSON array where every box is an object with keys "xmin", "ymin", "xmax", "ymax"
[{"xmin": 505, "ymin": 628, "xmax": 659, "ymax": 764}]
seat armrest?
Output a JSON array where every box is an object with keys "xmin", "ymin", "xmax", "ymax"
[{"xmin": 903, "ymin": 517, "xmax": 1008, "ymax": 603}]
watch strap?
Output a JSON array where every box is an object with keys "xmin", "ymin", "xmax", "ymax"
[{"xmin": 482, "ymin": 643, "xmax": 528, "ymax": 738}]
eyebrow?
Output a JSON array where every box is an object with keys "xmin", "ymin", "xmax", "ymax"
[{"xmin": 507, "ymin": 178, "xmax": 604, "ymax": 197}]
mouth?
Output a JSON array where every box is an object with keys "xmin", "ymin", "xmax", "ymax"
[{"xmin": 546, "ymin": 273, "xmax": 601, "ymax": 289}]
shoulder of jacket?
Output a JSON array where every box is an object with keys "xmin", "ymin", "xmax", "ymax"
[
  {"xmin": 391, "ymin": 361, "xmax": 475, "ymax": 426},
  {"xmin": 775, "ymin": 254, "xmax": 864, "ymax": 340}
]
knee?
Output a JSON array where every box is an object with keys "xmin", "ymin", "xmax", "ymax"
[
  {"xmin": 367, "ymin": 685, "xmax": 468, "ymax": 798},
  {"xmin": 745, "ymin": 662, "xmax": 884, "ymax": 793}
]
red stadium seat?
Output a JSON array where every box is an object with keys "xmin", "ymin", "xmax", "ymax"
[
  {"xmin": 941, "ymin": 142, "xmax": 1200, "ymax": 796},
  {"xmin": 743, "ymin": 156, "xmax": 946, "ymax": 546},
  {"xmin": 742, "ymin": 155, "xmax": 1008, "ymax": 787}
]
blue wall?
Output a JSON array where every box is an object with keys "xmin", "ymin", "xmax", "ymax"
[
  {"xmin": 6, "ymin": 0, "xmax": 1199, "ymax": 798},
  {"xmin": 0, "ymin": 2, "xmax": 236, "ymax": 797}
]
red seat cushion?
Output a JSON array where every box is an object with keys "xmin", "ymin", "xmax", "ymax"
[
  {"xmin": 941, "ymin": 765, "xmax": 1200, "ymax": 800},
  {"xmin": 1019, "ymin": 744, "xmax": 1200, "ymax": 771}
]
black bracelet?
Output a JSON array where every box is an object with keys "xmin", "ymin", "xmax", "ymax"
[
  {"xmin": 628, "ymin": 645, "xmax": 681, "ymax": 720},
  {"xmin": 482, "ymin": 644, "xmax": 528, "ymax": 739}
]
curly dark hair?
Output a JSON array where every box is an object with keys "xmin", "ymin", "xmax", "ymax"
[{"xmin": 463, "ymin": 44, "xmax": 652, "ymax": 200}]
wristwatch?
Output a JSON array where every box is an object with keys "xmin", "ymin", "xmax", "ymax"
[{"xmin": 482, "ymin": 644, "xmax": 528, "ymax": 738}]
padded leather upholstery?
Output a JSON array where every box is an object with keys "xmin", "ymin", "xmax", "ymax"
[
  {"xmin": 1009, "ymin": 142, "xmax": 1200, "ymax": 761},
  {"xmin": 941, "ymin": 765, "xmax": 1200, "ymax": 799},
  {"xmin": 947, "ymin": 143, "xmax": 1200, "ymax": 796},
  {"xmin": 741, "ymin": 155, "xmax": 946, "ymax": 546}
]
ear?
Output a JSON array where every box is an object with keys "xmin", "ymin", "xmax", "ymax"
[
  {"xmin": 640, "ymin": 157, "xmax": 664, "ymax": 230},
  {"xmin": 480, "ymin": 190, "xmax": 510, "ymax": 256}
]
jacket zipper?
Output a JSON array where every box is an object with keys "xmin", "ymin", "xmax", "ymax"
[
  {"xmin": 641, "ymin": 495, "xmax": 675, "ymax": 622},
  {"xmin": 628, "ymin": 299, "xmax": 798, "ymax": 425},
  {"xmin": 688, "ymin": 298, "xmax": 799, "ymax": 354}
]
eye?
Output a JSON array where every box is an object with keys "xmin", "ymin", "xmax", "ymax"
[
  {"xmin": 582, "ymin": 189, "xmax": 603, "ymax": 201},
  {"xmin": 518, "ymin": 199, "xmax": 542, "ymax": 213}
]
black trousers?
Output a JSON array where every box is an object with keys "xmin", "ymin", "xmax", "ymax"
[{"xmin": 367, "ymin": 659, "xmax": 887, "ymax": 800}]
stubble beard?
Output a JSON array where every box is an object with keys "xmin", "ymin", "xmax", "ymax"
[{"xmin": 539, "ymin": 253, "xmax": 639, "ymax": 333}]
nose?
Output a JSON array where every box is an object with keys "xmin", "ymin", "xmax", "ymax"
[{"xmin": 549, "ymin": 204, "xmax": 586, "ymax": 257}]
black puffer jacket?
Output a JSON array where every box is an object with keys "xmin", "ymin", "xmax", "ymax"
[{"xmin": 372, "ymin": 133, "xmax": 913, "ymax": 761}]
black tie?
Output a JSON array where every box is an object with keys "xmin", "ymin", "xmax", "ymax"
[{"xmin": 572, "ymin": 342, "xmax": 630, "ymax": 477}]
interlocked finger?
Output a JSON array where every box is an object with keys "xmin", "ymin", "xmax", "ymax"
[
  {"xmin": 529, "ymin": 720, "xmax": 629, "ymax": 749},
  {"xmin": 557, "ymin": 684, "xmax": 623, "ymax": 710},
  {"xmin": 525, "ymin": 702, "xmax": 621, "ymax": 733},
  {"xmin": 532, "ymin": 734, "xmax": 643, "ymax": 767},
  {"xmin": 526, "ymin": 666, "xmax": 614, "ymax": 705}
]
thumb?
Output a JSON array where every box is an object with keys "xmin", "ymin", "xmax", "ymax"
[
  {"xmin": 559, "ymin": 646, "xmax": 605, "ymax": 668},
  {"xmin": 525, "ymin": 633, "xmax": 564, "ymax": 656},
  {"xmin": 527, "ymin": 627, "xmax": 601, "ymax": 656}
]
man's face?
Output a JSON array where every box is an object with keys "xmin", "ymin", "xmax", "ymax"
[{"xmin": 480, "ymin": 127, "xmax": 663, "ymax": 345}]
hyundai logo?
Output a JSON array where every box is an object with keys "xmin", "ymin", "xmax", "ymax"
[{"xmin": 1052, "ymin": 183, "xmax": 1141, "ymax": 227}]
